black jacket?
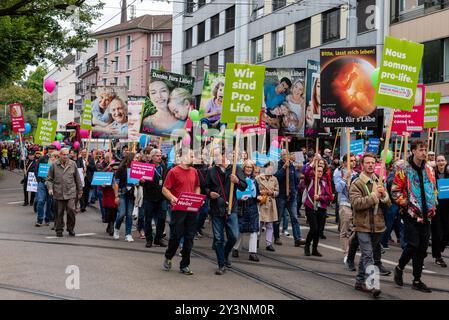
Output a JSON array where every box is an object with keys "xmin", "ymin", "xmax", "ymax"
[
  {"xmin": 142, "ymin": 162, "xmax": 167, "ymax": 202},
  {"xmin": 205, "ymin": 165, "xmax": 247, "ymax": 216},
  {"xmin": 195, "ymin": 164, "xmax": 209, "ymax": 195},
  {"xmin": 34, "ymin": 155, "xmax": 50, "ymax": 183},
  {"xmin": 76, "ymin": 156, "xmax": 96, "ymax": 183}
]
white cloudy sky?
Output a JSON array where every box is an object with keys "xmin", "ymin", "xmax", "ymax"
[{"xmin": 90, "ymin": 0, "xmax": 173, "ymax": 31}]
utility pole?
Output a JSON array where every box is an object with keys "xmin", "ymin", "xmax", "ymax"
[{"xmin": 340, "ymin": 0, "xmax": 357, "ymax": 158}]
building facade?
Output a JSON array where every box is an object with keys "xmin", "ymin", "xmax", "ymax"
[
  {"xmin": 42, "ymin": 54, "xmax": 77, "ymax": 131},
  {"xmin": 92, "ymin": 14, "xmax": 173, "ymax": 98},
  {"xmin": 74, "ymin": 45, "xmax": 98, "ymax": 123},
  {"xmin": 389, "ymin": 0, "xmax": 449, "ymax": 154},
  {"xmin": 172, "ymin": 0, "xmax": 382, "ymax": 98}
]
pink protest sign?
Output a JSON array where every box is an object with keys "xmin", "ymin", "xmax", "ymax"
[
  {"xmin": 172, "ymin": 192, "xmax": 206, "ymax": 212},
  {"xmin": 130, "ymin": 161, "xmax": 155, "ymax": 181},
  {"xmin": 375, "ymin": 163, "xmax": 387, "ymax": 180},
  {"xmin": 391, "ymin": 84, "xmax": 425, "ymax": 134},
  {"xmin": 9, "ymin": 103, "xmax": 25, "ymax": 133}
]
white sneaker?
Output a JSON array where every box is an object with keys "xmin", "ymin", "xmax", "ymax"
[
  {"xmin": 282, "ymin": 231, "xmax": 291, "ymax": 237},
  {"xmin": 125, "ymin": 234, "xmax": 134, "ymax": 242},
  {"xmin": 113, "ymin": 228, "xmax": 120, "ymax": 240},
  {"xmin": 343, "ymin": 255, "xmax": 348, "ymax": 264}
]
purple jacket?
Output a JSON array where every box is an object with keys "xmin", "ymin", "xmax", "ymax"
[{"xmin": 303, "ymin": 166, "xmax": 333, "ymax": 210}]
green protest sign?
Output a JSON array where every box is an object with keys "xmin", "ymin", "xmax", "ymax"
[
  {"xmin": 35, "ymin": 118, "xmax": 57, "ymax": 146},
  {"xmin": 221, "ymin": 63, "xmax": 265, "ymax": 124},
  {"xmin": 424, "ymin": 92, "xmax": 441, "ymax": 129},
  {"xmin": 375, "ymin": 36, "xmax": 424, "ymax": 111},
  {"xmin": 80, "ymin": 99, "xmax": 92, "ymax": 130}
]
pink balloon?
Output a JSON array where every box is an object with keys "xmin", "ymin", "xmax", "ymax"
[
  {"xmin": 52, "ymin": 141, "xmax": 61, "ymax": 151},
  {"xmin": 73, "ymin": 141, "xmax": 80, "ymax": 150},
  {"xmin": 182, "ymin": 135, "xmax": 191, "ymax": 146},
  {"xmin": 271, "ymin": 140, "xmax": 280, "ymax": 148},
  {"xmin": 80, "ymin": 129, "xmax": 90, "ymax": 139},
  {"xmin": 44, "ymin": 78, "xmax": 56, "ymax": 94}
]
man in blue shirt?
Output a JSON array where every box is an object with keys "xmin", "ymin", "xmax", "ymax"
[{"xmin": 264, "ymin": 77, "xmax": 292, "ymax": 112}]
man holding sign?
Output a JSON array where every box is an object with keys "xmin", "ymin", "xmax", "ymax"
[
  {"xmin": 22, "ymin": 151, "xmax": 37, "ymax": 207},
  {"xmin": 46, "ymin": 148, "xmax": 83, "ymax": 237},
  {"xmin": 162, "ymin": 149, "xmax": 201, "ymax": 275}
]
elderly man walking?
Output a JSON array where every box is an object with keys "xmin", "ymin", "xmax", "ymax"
[{"xmin": 46, "ymin": 148, "xmax": 83, "ymax": 237}]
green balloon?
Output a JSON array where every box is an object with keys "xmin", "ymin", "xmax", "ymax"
[
  {"xmin": 381, "ymin": 149, "xmax": 393, "ymax": 164},
  {"xmin": 371, "ymin": 68, "xmax": 380, "ymax": 88},
  {"xmin": 56, "ymin": 133, "xmax": 64, "ymax": 141},
  {"xmin": 189, "ymin": 109, "xmax": 200, "ymax": 122}
]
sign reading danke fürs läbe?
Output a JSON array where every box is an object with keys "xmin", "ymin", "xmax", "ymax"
[
  {"xmin": 375, "ymin": 36, "xmax": 424, "ymax": 111},
  {"xmin": 220, "ymin": 63, "xmax": 265, "ymax": 124}
]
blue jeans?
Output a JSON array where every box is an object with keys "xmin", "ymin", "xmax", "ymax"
[
  {"xmin": 137, "ymin": 206, "xmax": 145, "ymax": 232},
  {"xmin": 356, "ymin": 232, "xmax": 381, "ymax": 285},
  {"xmin": 282, "ymin": 208, "xmax": 289, "ymax": 232},
  {"xmin": 36, "ymin": 182, "xmax": 53, "ymax": 223},
  {"xmin": 211, "ymin": 212, "xmax": 239, "ymax": 268},
  {"xmin": 115, "ymin": 195, "xmax": 134, "ymax": 236},
  {"xmin": 381, "ymin": 203, "xmax": 399, "ymax": 247},
  {"xmin": 97, "ymin": 188, "xmax": 106, "ymax": 221},
  {"xmin": 196, "ymin": 199, "xmax": 209, "ymax": 232},
  {"xmin": 274, "ymin": 195, "xmax": 301, "ymax": 241}
]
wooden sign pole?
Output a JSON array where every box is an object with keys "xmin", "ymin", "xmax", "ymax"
[
  {"xmin": 331, "ymin": 128, "xmax": 340, "ymax": 159},
  {"xmin": 394, "ymin": 137, "xmax": 398, "ymax": 160},
  {"xmin": 346, "ymin": 128, "xmax": 351, "ymax": 180},
  {"xmin": 314, "ymin": 137, "xmax": 320, "ymax": 207},
  {"xmin": 19, "ymin": 132, "xmax": 26, "ymax": 177},
  {"xmin": 404, "ymin": 132, "xmax": 409, "ymax": 161},
  {"xmin": 228, "ymin": 124, "xmax": 241, "ymax": 215},
  {"xmin": 427, "ymin": 128, "xmax": 432, "ymax": 155},
  {"xmin": 379, "ymin": 110, "xmax": 395, "ymax": 185},
  {"xmin": 398, "ymin": 135, "xmax": 404, "ymax": 161}
]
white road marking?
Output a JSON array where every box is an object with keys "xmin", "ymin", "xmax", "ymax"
[
  {"xmin": 317, "ymin": 243, "xmax": 436, "ymax": 274},
  {"xmin": 7, "ymin": 201, "xmax": 23, "ymax": 205},
  {"xmin": 45, "ymin": 233, "xmax": 97, "ymax": 239}
]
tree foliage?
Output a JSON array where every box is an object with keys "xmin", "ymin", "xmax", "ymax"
[
  {"xmin": 0, "ymin": 0, "xmax": 104, "ymax": 86},
  {"xmin": 18, "ymin": 66, "xmax": 47, "ymax": 94}
]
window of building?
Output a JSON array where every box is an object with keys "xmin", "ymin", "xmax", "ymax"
[
  {"xmin": 185, "ymin": 28, "xmax": 193, "ymax": 49},
  {"xmin": 184, "ymin": 62, "xmax": 192, "ymax": 76},
  {"xmin": 209, "ymin": 52, "xmax": 219, "ymax": 73},
  {"xmin": 422, "ymin": 39, "xmax": 444, "ymax": 84},
  {"xmin": 295, "ymin": 18, "xmax": 311, "ymax": 51},
  {"xmin": 104, "ymin": 39, "xmax": 109, "ymax": 54},
  {"xmin": 251, "ymin": 0, "xmax": 264, "ymax": 20},
  {"xmin": 126, "ymin": 76, "xmax": 131, "ymax": 91},
  {"xmin": 103, "ymin": 57, "xmax": 108, "ymax": 73},
  {"xmin": 114, "ymin": 56, "xmax": 119, "ymax": 72},
  {"xmin": 151, "ymin": 33, "xmax": 163, "ymax": 56},
  {"xmin": 186, "ymin": 0, "xmax": 194, "ymax": 14},
  {"xmin": 224, "ymin": 47, "xmax": 234, "ymax": 70},
  {"xmin": 197, "ymin": 21, "xmax": 205, "ymax": 44},
  {"xmin": 196, "ymin": 58, "xmax": 205, "ymax": 80},
  {"xmin": 114, "ymin": 77, "xmax": 119, "ymax": 85},
  {"xmin": 211, "ymin": 14, "xmax": 219, "ymax": 39},
  {"xmin": 115, "ymin": 37, "xmax": 120, "ymax": 52},
  {"xmin": 103, "ymin": 78, "xmax": 107, "ymax": 86},
  {"xmin": 390, "ymin": 0, "xmax": 444, "ymax": 23},
  {"xmin": 357, "ymin": 0, "xmax": 376, "ymax": 33},
  {"xmin": 225, "ymin": 6, "xmax": 235, "ymax": 32},
  {"xmin": 127, "ymin": 35, "xmax": 132, "ymax": 50},
  {"xmin": 198, "ymin": 0, "xmax": 206, "ymax": 9},
  {"xmin": 76, "ymin": 51, "xmax": 82, "ymax": 61},
  {"xmin": 251, "ymin": 37, "xmax": 263, "ymax": 63},
  {"xmin": 150, "ymin": 60, "xmax": 161, "ymax": 71},
  {"xmin": 126, "ymin": 55, "xmax": 131, "ymax": 70},
  {"xmin": 272, "ymin": 29, "xmax": 285, "ymax": 58},
  {"xmin": 272, "ymin": 0, "xmax": 287, "ymax": 11},
  {"xmin": 322, "ymin": 8, "xmax": 340, "ymax": 44},
  {"xmin": 76, "ymin": 65, "xmax": 82, "ymax": 77}
]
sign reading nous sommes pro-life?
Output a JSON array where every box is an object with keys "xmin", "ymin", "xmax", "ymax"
[
  {"xmin": 220, "ymin": 63, "xmax": 265, "ymax": 124},
  {"xmin": 375, "ymin": 37, "xmax": 424, "ymax": 111}
]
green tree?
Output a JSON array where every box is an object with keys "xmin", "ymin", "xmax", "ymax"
[
  {"xmin": 0, "ymin": 0, "xmax": 104, "ymax": 86},
  {"xmin": 19, "ymin": 66, "xmax": 47, "ymax": 94},
  {"xmin": 0, "ymin": 85, "xmax": 42, "ymax": 114}
]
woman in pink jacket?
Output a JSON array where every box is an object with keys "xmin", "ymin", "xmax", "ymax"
[{"xmin": 303, "ymin": 160, "xmax": 333, "ymax": 257}]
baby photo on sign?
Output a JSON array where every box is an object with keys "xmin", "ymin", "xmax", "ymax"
[
  {"xmin": 91, "ymin": 86, "xmax": 128, "ymax": 139},
  {"xmin": 140, "ymin": 70, "xmax": 195, "ymax": 137}
]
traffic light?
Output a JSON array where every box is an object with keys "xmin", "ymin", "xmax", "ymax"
[{"xmin": 69, "ymin": 99, "xmax": 74, "ymax": 110}]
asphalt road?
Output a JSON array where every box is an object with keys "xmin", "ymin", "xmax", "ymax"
[{"xmin": 1, "ymin": 169, "xmax": 449, "ymax": 300}]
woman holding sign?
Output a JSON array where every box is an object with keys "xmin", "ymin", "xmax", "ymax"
[{"xmin": 232, "ymin": 160, "xmax": 260, "ymax": 262}]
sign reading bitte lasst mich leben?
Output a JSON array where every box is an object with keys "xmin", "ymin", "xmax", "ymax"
[
  {"xmin": 220, "ymin": 63, "xmax": 265, "ymax": 124},
  {"xmin": 375, "ymin": 36, "xmax": 424, "ymax": 111}
]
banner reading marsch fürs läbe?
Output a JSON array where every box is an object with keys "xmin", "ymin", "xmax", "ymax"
[
  {"xmin": 424, "ymin": 92, "xmax": 441, "ymax": 129},
  {"xmin": 220, "ymin": 63, "xmax": 265, "ymax": 124},
  {"xmin": 375, "ymin": 36, "xmax": 424, "ymax": 111},
  {"xmin": 35, "ymin": 118, "xmax": 57, "ymax": 146}
]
